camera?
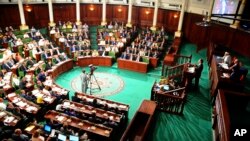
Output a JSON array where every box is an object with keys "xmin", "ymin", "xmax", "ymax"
[{"xmin": 89, "ymin": 64, "xmax": 97, "ymax": 75}]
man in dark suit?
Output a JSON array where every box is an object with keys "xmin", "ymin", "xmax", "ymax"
[
  {"xmin": 26, "ymin": 57, "xmax": 35, "ymax": 68},
  {"xmin": 195, "ymin": 59, "xmax": 204, "ymax": 89},
  {"xmin": 45, "ymin": 61, "xmax": 53, "ymax": 71},
  {"xmin": 2, "ymin": 61, "xmax": 12, "ymax": 71}
]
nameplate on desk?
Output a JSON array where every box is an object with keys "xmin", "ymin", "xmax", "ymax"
[
  {"xmin": 25, "ymin": 125, "xmax": 35, "ymax": 132},
  {"xmin": 187, "ymin": 67, "xmax": 195, "ymax": 73},
  {"xmin": 218, "ymin": 63, "xmax": 229, "ymax": 69}
]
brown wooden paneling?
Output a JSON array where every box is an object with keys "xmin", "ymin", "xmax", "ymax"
[
  {"xmin": 0, "ymin": 4, "xmax": 20, "ymax": 28},
  {"xmin": 53, "ymin": 4, "xmax": 76, "ymax": 23},
  {"xmin": 81, "ymin": 4, "xmax": 102, "ymax": 25},
  {"xmin": 131, "ymin": 6, "xmax": 139, "ymax": 26},
  {"xmin": 32, "ymin": 4, "xmax": 49, "ymax": 27},
  {"xmin": 163, "ymin": 10, "xmax": 179, "ymax": 33},
  {"xmin": 110, "ymin": 5, "xmax": 127, "ymax": 24},
  {"xmin": 138, "ymin": 7, "xmax": 154, "ymax": 27},
  {"xmin": 183, "ymin": 12, "xmax": 250, "ymax": 58}
]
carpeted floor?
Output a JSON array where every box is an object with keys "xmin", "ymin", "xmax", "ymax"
[
  {"xmin": 55, "ymin": 26, "xmax": 250, "ymax": 140},
  {"xmin": 55, "ymin": 43, "xmax": 213, "ymax": 141}
]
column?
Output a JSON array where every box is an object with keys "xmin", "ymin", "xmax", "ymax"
[
  {"xmin": 18, "ymin": 0, "xmax": 29, "ymax": 30},
  {"xmin": 126, "ymin": 0, "xmax": 133, "ymax": 28},
  {"xmin": 76, "ymin": 0, "xmax": 82, "ymax": 26},
  {"xmin": 174, "ymin": 0, "xmax": 187, "ymax": 37},
  {"xmin": 230, "ymin": 0, "xmax": 246, "ymax": 29},
  {"xmin": 207, "ymin": 0, "xmax": 215, "ymax": 21},
  {"xmin": 48, "ymin": 0, "xmax": 56, "ymax": 27},
  {"xmin": 150, "ymin": 0, "xmax": 159, "ymax": 31},
  {"xmin": 101, "ymin": 0, "xmax": 107, "ymax": 25}
]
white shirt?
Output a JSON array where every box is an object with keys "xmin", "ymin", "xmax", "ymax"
[{"xmin": 0, "ymin": 102, "xmax": 6, "ymax": 110}]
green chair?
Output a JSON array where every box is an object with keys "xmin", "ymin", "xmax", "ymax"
[
  {"xmin": 18, "ymin": 45, "xmax": 24, "ymax": 56},
  {"xmin": 35, "ymin": 68, "xmax": 41, "ymax": 75},
  {"xmin": 18, "ymin": 68, "xmax": 25, "ymax": 78},
  {"xmin": 13, "ymin": 30, "xmax": 21, "ymax": 35},
  {"xmin": 16, "ymin": 34, "xmax": 24, "ymax": 39},
  {"xmin": 41, "ymin": 63, "xmax": 46, "ymax": 71},
  {"xmin": 0, "ymin": 52, "xmax": 3, "ymax": 59},
  {"xmin": 108, "ymin": 51, "xmax": 116, "ymax": 59},
  {"xmin": 22, "ymin": 38, "xmax": 32, "ymax": 44},
  {"xmin": 20, "ymin": 29, "xmax": 29, "ymax": 35},
  {"xmin": 142, "ymin": 56, "xmax": 150, "ymax": 64}
]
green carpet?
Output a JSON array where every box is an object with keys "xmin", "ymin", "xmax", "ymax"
[
  {"xmin": 146, "ymin": 44, "xmax": 212, "ymax": 141},
  {"xmin": 55, "ymin": 66, "xmax": 161, "ymax": 122},
  {"xmin": 89, "ymin": 26, "xmax": 98, "ymax": 50},
  {"xmin": 55, "ymin": 43, "xmax": 213, "ymax": 141},
  {"xmin": 55, "ymin": 25, "xmax": 216, "ymax": 140}
]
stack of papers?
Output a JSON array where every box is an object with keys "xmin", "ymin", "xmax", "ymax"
[
  {"xmin": 0, "ymin": 112, "xmax": 7, "ymax": 118},
  {"xmin": 4, "ymin": 116, "xmax": 14, "ymax": 123},
  {"xmin": 187, "ymin": 67, "xmax": 195, "ymax": 73},
  {"xmin": 25, "ymin": 125, "xmax": 35, "ymax": 132},
  {"xmin": 219, "ymin": 63, "xmax": 229, "ymax": 69}
]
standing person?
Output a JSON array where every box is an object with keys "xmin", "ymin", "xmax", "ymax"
[
  {"xmin": 80, "ymin": 69, "xmax": 88, "ymax": 93},
  {"xmin": 194, "ymin": 59, "xmax": 204, "ymax": 89}
]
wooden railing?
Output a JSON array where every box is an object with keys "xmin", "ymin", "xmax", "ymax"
[
  {"xmin": 151, "ymin": 87, "xmax": 186, "ymax": 114},
  {"xmin": 174, "ymin": 54, "xmax": 192, "ymax": 65},
  {"xmin": 162, "ymin": 54, "xmax": 191, "ymax": 76},
  {"xmin": 162, "ymin": 63, "xmax": 187, "ymax": 81}
]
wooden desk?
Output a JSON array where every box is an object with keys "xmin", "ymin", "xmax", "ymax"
[
  {"xmin": 61, "ymin": 100, "xmax": 123, "ymax": 123},
  {"xmin": 7, "ymin": 93, "xmax": 41, "ymax": 115},
  {"xmin": 31, "ymin": 89, "xmax": 57, "ymax": 104},
  {"xmin": 24, "ymin": 123, "xmax": 42, "ymax": 135},
  {"xmin": 27, "ymin": 61, "xmax": 44, "ymax": 75},
  {"xmin": 117, "ymin": 58, "xmax": 148, "ymax": 73},
  {"xmin": 43, "ymin": 78, "xmax": 69, "ymax": 99},
  {"xmin": 0, "ymin": 110, "xmax": 21, "ymax": 127},
  {"xmin": 3, "ymin": 72, "xmax": 13, "ymax": 94},
  {"xmin": 120, "ymin": 100, "xmax": 156, "ymax": 141},
  {"xmin": 75, "ymin": 93, "xmax": 129, "ymax": 116},
  {"xmin": 44, "ymin": 110, "xmax": 112, "ymax": 138},
  {"xmin": 212, "ymin": 89, "xmax": 250, "ymax": 141},
  {"xmin": 77, "ymin": 56, "xmax": 112, "ymax": 67},
  {"xmin": 151, "ymin": 86, "xmax": 186, "ymax": 114},
  {"xmin": 149, "ymin": 57, "xmax": 158, "ymax": 68},
  {"xmin": 210, "ymin": 55, "xmax": 245, "ymax": 104},
  {"xmin": 48, "ymin": 59, "xmax": 74, "ymax": 79}
]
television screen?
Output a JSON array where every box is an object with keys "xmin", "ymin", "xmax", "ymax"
[
  {"xmin": 58, "ymin": 134, "xmax": 67, "ymax": 141},
  {"xmin": 43, "ymin": 124, "xmax": 52, "ymax": 133},
  {"xmin": 211, "ymin": 0, "xmax": 240, "ymax": 24},
  {"xmin": 69, "ymin": 135, "xmax": 79, "ymax": 141}
]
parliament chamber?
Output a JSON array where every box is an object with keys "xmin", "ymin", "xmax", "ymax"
[{"xmin": 0, "ymin": 0, "xmax": 250, "ymax": 141}]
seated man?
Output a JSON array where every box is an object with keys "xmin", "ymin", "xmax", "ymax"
[
  {"xmin": 12, "ymin": 128, "xmax": 29, "ymax": 141},
  {"xmin": 37, "ymin": 70, "xmax": 47, "ymax": 82},
  {"xmin": 2, "ymin": 61, "xmax": 12, "ymax": 71}
]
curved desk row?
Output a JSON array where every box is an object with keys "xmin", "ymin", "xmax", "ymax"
[
  {"xmin": 48, "ymin": 59, "xmax": 74, "ymax": 79},
  {"xmin": 117, "ymin": 58, "xmax": 148, "ymax": 73},
  {"xmin": 76, "ymin": 56, "xmax": 112, "ymax": 67},
  {"xmin": 120, "ymin": 100, "xmax": 156, "ymax": 141},
  {"xmin": 44, "ymin": 110, "xmax": 112, "ymax": 139}
]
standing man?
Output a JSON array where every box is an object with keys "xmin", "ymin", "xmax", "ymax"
[
  {"xmin": 195, "ymin": 59, "xmax": 204, "ymax": 89},
  {"xmin": 81, "ymin": 69, "xmax": 88, "ymax": 93}
]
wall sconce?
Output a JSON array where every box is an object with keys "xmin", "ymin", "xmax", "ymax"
[
  {"xmin": 25, "ymin": 5, "xmax": 32, "ymax": 12},
  {"xmin": 174, "ymin": 14, "xmax": 178, "ymax": 18},
  {"xmin": 118, "ymin": 7, "xmax": 122, "ymax": 12},
  {"xmin": 145, "ymin": 10, "xmax": 150, "ymax": 15},
  {"xmin": 89, "ymin": 5, "xmax": 94, "ymax": 11}
]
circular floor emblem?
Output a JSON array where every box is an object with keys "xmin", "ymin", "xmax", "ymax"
[{"xmin": 71, "ymin": 72, "xmax": 125, "ymax": 97}]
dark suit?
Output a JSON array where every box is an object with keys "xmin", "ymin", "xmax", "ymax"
[
  {"xmin": 26, "ymin": 59, "xmax": 35, "ymax": 68},
  {"xmin": 45, "ymin": 63, "xmax": 52, "ymax": 71},
  {"xmin": 2, "ymin": 63, "xmax": 11, "ymax": 71},
  {"xmin": 195, "ymin": 63, "xmax": 203, "ymax": 88}
]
